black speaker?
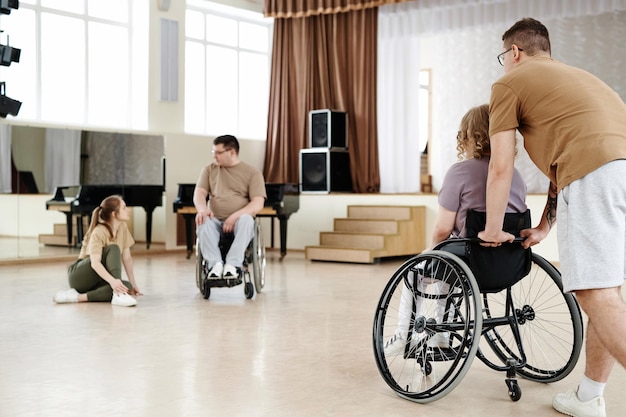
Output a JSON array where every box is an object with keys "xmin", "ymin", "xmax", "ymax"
[
  {"xmin": 300, "ymin": 149, "xmax": 352, "ymax": 193},
  {"xmin": 309, "ymin": 109, "xmax": 347, "ymax": 149}
]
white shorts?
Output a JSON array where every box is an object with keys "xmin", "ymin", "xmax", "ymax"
[{"xmin": 557, "ymin": 160, "xmax": 626, "ymax": 293}]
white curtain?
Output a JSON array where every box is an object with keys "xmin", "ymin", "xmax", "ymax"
[
  {"xmin": 378, "ymin": 0, "xmax": 626, "ymax": 193},
  {"xmin": 385, "ymin": 0, "xmax": 626, "ymax": 35},
  {"xmin": 0, "ymin": 124, "xmax": 11, "ymax": 193},
  {"xmin": 45, "ymin": 128, "xmax": 81, "ymax": 193},
  {"xmin": 377, "ymin": 11, "xmax": 421, "ymax": 193}
]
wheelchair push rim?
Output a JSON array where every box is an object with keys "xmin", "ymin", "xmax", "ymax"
[
  {"xmin": 478, "ymin": 252, "xmax": 583, "ymax": 383},
  {"xmin": 372, "ymin": 251, "xmax": 483, "ymax": 403},
  {"xmin": 251, "ymin": 217, "xmax": 265, "ymax": 293}
]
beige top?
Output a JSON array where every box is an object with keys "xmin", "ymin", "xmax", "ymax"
[
  {"xmin": 78, "ymin": 222, "xmax": 135, "ymax": 259},
  {"xmin": 490, "ymin": 55, "xmax": 626, "ymax": 191},
  {"xmin": 196, "ymin": 161, "xmax": 266, "ymax": 220}
]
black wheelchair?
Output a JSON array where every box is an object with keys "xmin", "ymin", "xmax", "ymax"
[
  {"xmin": 195, "ymin": 217, "xmax": 266, "ymax": 300},
  {"xmin": 372, "ymin": 210, "xmax": 583, "ymax": 403}
]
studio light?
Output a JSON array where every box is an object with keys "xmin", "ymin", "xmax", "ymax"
[
  {"xmin": 0, "ymin": 0, "xmax": 21, "ymax": 117},
  {"xmin": 0, "ymin": 0, "xmax": 18, "ymax": 15},
  {"xmin": 0, "ymin": 82, "xmax": 21, "ymax": 117},
  {"xmin": 0, "ymin": 35, "xmax": 20, "ymax": 66}
]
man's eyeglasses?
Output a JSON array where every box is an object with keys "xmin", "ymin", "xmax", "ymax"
[
  {"xmin": 497, "ymin": 47, "xmax": 523, "ymax": 66},
  {"xmin": 212, "ymin": 148, "xmax": 231, "ymax": 155}
]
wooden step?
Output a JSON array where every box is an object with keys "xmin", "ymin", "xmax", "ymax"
[
  {"xmin": 39, "ymin": 234, "xmax": 74, "ymax": 247},
  {"xmin": 334, "ymin": 218, "xmax": 399, "ymax": 234},
  {"xmin": 305, "ymin": 205, "xmax": 426, "ymax": 264},
  {"xmin": 347, "ymin": 205, "xmax": 413, "ymax": 220},
  {"xmin": 53, "ymin": 223, "xmax": 68, "ymax": 234},
  {"xmin": 305, "ymin": 246, "xmax": 385, "ymax": 264},
  {"xmin": 41, "ymin": 218, "xmax": 90, "ymax": 247},
  {"xmin": 319, "ymin": 232, "xmax": 385, "ymax": 249}
]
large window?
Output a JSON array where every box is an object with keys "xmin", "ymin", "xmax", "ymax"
[
  {"xmin": 0, "ymin": 0, "xmax": 148, "ymax": 129},
  {"xmin": 185, "ymin": 1, "xmax": 272, "ymax": 140}
]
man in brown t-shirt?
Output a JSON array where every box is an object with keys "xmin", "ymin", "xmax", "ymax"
[
  {"xmin": 481, "ymin": 18, "xmax": 626, "ymax": 417},
  {"xmin": 193, "ymin": 135, "xmax": 266, "ymax": 279}
]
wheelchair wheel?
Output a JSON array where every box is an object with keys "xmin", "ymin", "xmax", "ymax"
[
  {"xmin": 251, "ymin": 218, "xmax": 266, "ymax": 293},
  {"xmin": 195, "ymin": 238, "xmax": 206, "ymax": 293},
  {"xmin": 372, "ymin": 251, "xmax": 483, "ymax": 403},
  {"xmin": 478, "ymin": 252, "xmax": 583, "ymax": 382}
]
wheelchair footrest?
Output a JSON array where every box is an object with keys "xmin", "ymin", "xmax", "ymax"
[{"xmin": 205, "ymin": 277, "xmax": 243, "ymax": 288}]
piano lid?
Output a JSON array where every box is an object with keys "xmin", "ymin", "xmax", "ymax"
[{"xmin": 71, "ymin": 184, "xmax": 164, "ymax": 213}]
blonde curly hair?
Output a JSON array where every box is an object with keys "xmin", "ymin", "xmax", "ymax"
[{"xmin": 456, "ymin": 104, "xmax": 491, "ymax": 160}]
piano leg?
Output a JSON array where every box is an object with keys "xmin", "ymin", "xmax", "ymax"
[
  {"xmin": 182, "ymin": 213, "xmax": 195, "ymax": 259},
  {"xmin": 145, "ymin": 208, "xmax": 155, "ymax": 249},
  {"xmin": 268, "ymin": 217, "xmax": 275, "ymax": 248},
  {"xmin": 76, "ymin": 215, "xmax": 85, "ymax": 247},
  {"xmin": 65, "ymin": 212, "xmax": 73, "ymax": 247},
  {"xmin": 278, "ymin": 216, "xmax": 289, "ymax": 258}
]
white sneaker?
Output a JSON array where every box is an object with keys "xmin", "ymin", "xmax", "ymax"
[
  {"xmin": 553, "ymin": 389, "xmax": 606, "ymax": 417},
  {"xmin": 111, "ymin": 293, "xmax": 137, "ymax": 307},
  {"xmin": 428, "ymin": 332, "xmax": 450, "ymax": 348},
  {"xmin": 53, "ymin": 288, "xmax": 79, "ymax": 304},
  {"xmin": 223, "ymin": 264, "xmax": 238, "ymax": 278},
  {"xmin": 209, "ymin": 262, "xmax": 223, "ymax": 278}
]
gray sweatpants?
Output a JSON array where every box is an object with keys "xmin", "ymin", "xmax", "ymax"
[{"xmin": 196, "ymin": 214, "xmax": 255, "ymax": 268}]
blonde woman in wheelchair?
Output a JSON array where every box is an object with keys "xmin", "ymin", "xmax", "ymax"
[{"xmin": 384, "ymin": 104, "xmax": 527, "ymax": 355}]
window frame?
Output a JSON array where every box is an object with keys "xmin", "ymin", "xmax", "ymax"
[
  {"xmin": 184, "ymin": 0, "xmax": 273, "ymax": 139},
  {"xmin": 1, "ymin": 0, "xmax": 148, "ymax": 130}
]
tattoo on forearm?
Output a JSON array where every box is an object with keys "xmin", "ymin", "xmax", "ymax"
[{"xmin": 545, "ymin": 183, "xmax": 557, "ymax": 228}]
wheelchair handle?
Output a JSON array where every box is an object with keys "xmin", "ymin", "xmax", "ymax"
[{"xmin": 466, "ymin": 236, "xmax": 527, "ymax": 244}]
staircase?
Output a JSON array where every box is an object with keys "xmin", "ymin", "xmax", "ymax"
[
  {"xmin": 38, "ymin": 216, "xmax": 89, "ymax": 247},
  {"xmin": 39, "ymin": 213, "xmax": 134, "ymax": 247},
  {"xmin": 305, "ymin": 205, "xmax": 426, "ymax": 264}
]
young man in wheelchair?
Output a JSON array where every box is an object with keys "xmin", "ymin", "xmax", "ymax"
[
  {"xmin": 193, "ymin": 134, "xmax": 266, "ymax": 279},
  {"xmin": 384, "ymin": 104, "xmax": 528, "ymax": 355}
]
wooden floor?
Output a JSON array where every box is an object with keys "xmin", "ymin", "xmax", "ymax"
[{"xmin": 1, "ymin": 247, "xmax": 625, "ymax": 417}]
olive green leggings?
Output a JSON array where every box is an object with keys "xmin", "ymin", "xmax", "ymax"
[{"xmin": 67, "ymin": 245, "xmax": 133, "ymax": 302}]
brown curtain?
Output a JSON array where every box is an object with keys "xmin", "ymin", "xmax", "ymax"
[{"xmin": 263, "ymin": 3, "xmax": 381, "ymax": 192}]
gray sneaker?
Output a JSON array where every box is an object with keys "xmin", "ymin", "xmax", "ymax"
[{"xmin": 553, "ymin": 389, "xmax": 606, "ymax": 417}]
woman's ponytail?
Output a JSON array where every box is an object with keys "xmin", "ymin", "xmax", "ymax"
[{"xmin": 81, "ymin": 196, "xmax": 121, "ymax": 247}]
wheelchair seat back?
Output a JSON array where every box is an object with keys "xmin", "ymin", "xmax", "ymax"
[{"xmin": 464, "ymin": 209, "xmax": 532, "ymax": 293}]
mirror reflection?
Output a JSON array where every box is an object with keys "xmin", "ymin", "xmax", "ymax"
[{"xmin": 1, "ymin": 126, "xmax": 164, "ymax": 261}]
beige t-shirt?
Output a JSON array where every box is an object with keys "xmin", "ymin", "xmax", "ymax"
[
  {"xmin": 490, "ymin": 55, "xmax": 626, "ymax": 191},
  {"xmin": 195, "ymin": 161, "xmax": 267, "ymax": 221},
  {"xmin": 78, "ymin": 222, "xmax": 135, "ymax": 259}
]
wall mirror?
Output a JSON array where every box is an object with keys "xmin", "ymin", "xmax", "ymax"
[{"xmin": 2, "ymin": 125, "xmax": 164, "ymax": 261}]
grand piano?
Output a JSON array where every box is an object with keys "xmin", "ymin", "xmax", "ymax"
[
  {"xmin": 46, "ymin": 184, "xmax": 164, "ymax": 248},
  {"xmin": 173, "ymin": 183, "xmax": 299, "ymax": 259}
]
